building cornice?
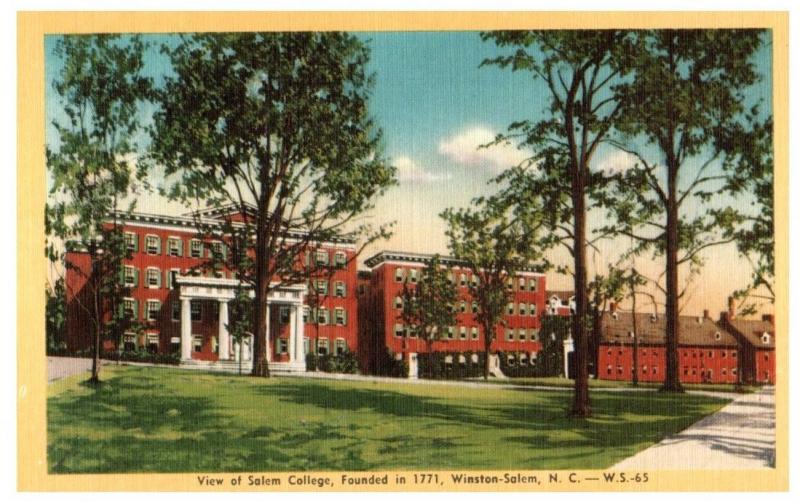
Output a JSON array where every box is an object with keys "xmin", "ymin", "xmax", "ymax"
[{"xmin": 364, "ymin": 250, "xmax": 545, "ymax": 276}]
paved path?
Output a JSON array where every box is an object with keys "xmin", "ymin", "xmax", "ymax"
[
  {"xmin": 47, "ymin": 356, "xmax": 98, "ymax": 381},
  {"xmin": 613, "ymin": 386, "xmax": 775, "ymax": 469}
]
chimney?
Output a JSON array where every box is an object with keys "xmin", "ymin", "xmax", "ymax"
[
  {"xmin": 727, "ymin": 296, "xmax": 736, "ymax": 320},
  {"xmin": 610, "ymin": 301, "xmax": 617, "ymax": 313},
  {"xmin": 703, "ymin": 309, "xmax": 710, "ymax": 320},
  {"xmin": 762, "ymin": 314, "xmax": 774, "ymax": 324}
]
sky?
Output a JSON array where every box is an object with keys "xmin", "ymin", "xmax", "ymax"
[{"xmin": 44, "ymin": 31, "xmax": 774, "ymax": 317}]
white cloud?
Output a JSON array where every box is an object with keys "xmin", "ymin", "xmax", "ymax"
[
  {"xmin": 393, "ymin": 156, "xmax": 452, "ymax": 183},
  {"xmin": 593, "ymin": 151, "xmax": 640, "ymax": 176},
  {"xmin": 438, "ymin": 126, "xmax": 528, "ymax": 173}
]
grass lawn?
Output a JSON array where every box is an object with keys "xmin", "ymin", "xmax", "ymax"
[
  {"xmin": 48, "ymin": 366, "xmax": 729, "ymax": 473},
  {"xmin": 487, "ymin": 376, "xmax": 759, "ymax": 393}
]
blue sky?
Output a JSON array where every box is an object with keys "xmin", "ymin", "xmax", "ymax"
[{"xmin": 45, "ymin": 31, "xmax": 774, "ymax": 314}]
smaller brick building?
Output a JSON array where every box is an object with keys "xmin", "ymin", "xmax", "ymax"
[{"xmin": 721, "ymin": 315, "xmax": 776, "ymax": 384}]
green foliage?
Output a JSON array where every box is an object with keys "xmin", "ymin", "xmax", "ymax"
[
  {"xmin": 400, "ymin": 254, "xmax": 457, "ymax": 346},
  {"xmin": 106, "ymin": 351, "xmax": 181, "ymax": 365},
  {"xmin": 150, "ymin": 32, "xmax": 397, "ymax": 374},
  {"xmin": 417, "ymin": 351, "xmax": 486, "ymax": 380},
  {"xmin": 534, "ymin": 315, "xmax": 573, "ymax": 377},
  {"xmin": 441, "ymin": 194, "xmax": 548, "ymax": 379},
  {"xmin": 46, "ymin": 279, "xmax": 68, "ymax": 353},
  {"xmin": 312, "ymin": 350, "xmax": 360, "ymax": 374},
  {"xmin": 374, "ymin": 351, "xmax": 409, "ymax": 378}
]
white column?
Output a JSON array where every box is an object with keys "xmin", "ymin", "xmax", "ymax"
[
  {"xmin": 218, "ymin": 300, "xmax": 230, "ymax": 360},
  {"xmin": 288, "ymin": 305, "xmax": 297, "ymax": 363},
  {"xmin": 181, "ymin": 298, "xmax": 192, "ymax": 361},
  {"xmin": 294, "ymin": 304, "xmax": 305, "ymax": 364},
  {"xmin": 264, "ymin": 303, "xmax": 271, "ymax": 363}
]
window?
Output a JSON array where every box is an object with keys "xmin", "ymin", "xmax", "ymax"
[
  {"xmin": 124, "ymin": 232, "xmax": 138, "ymax": 252},
  {"xmin": 459, "ymin": 301, "xmax": 467, "ymax": 313},
  {"xmin": 167, "ymin": 237, "xmax": 183, "ymax": 257},
  {"xmin": 683, "ymin": 367, "xmax": 689, "ymax": 376},
  {"xmin": 394, "ymin": 296, "xmax": 403, "ymax": 309},
  {"xmin": 395, "ymin": 267, "xmax": 405, "ymax": 282},
  {"xmin": 317, "ymin": 308, "xmax": 329, "ymax": 325},
  {"xmin": 190, "ymin": 301, "xmax": 202, "ymax": 321},
  {"xmin": 317, "ymin": 338, "xmax": 329, "ymax": 355},
  {"xmin": 529, "ymin": 329, "xmax": 539, "ymax": 341},
  {"xmin": 123, "ymin": 298, "xmax": 137, "ymax": 319},
  {"xmin": 123, "ymin": 266, "xmax": 137, "ymax": 287},
  {"xmin": 334, "ymin": 308, "xmax": 347, "ymax": 326},
  {"xmin": 394, "ymin": 323, "xmax": 404, "ymax": 337},
  {"xmin": 315, "ymin": 250, "xmax": 329, "ymax": 266},
  {"xmin": 607, "ymin": 365, "xmax": 612, "ymax": 375},
  {"xmin": 617, "ymin": 366, "xmax": 623, "ymax": 375},
  {"xmin": 519, "ymin": 303, "xmax": 527, "ymax": 316},
  {"xmin": 506, "ymin": 278, "xmax": 514, "ymax": 290},
  {"xmin": 123, "ymin": 333, "xmax": 137, "ymax": 351},
  {"xmin": 764, "ymin": 353, "xmax": 770, "ymax": 361},
  {"xmin": 529, "ymin": 303, "xmax": 537, "ymax": 316},
  {"xmin": 652, "ymin": 366, "xmax": 658, "ymax": 375},
  {"xmin": 732, "ymin": 351, "xmax": 737, "ymax": 358},
  {"xmin": 334, "ymin": 281, "xmax": 346, "ymax": 298},
  {"xmin": 470, "ymin": 275, "xmax": 479, "ymax": 287},
  {"xmin": 145, "ymin": 300, "xmax": 161, "ymax": 321},
  {"xmin": 279, "ymin": 306, "xmax": 289, "ymax": 324},
  {"xmin": 303, "ymin": 337, "xmax": 310, "ymax": 354},
  {"xmin": 146, "ymin": 267, "xmax": 161, "ymax": 288},
  {"xmin": 335, "ymin": 338, "xmax": 347, "ymax": 355},
  {"xmin": 459, "ymin": 273, "xmax": 467, "ymax": 287},
  {"xmin": 446, "ymin": 271, "xmax": 454, "ymax": 285},
  {"xmin": 334, "ymin": 252, "xmax": 347, "ymax": 268},
  {"xmin": 193, "ymin": 336, "xmax": 203, "ymax": 353},
  {"xmin": 518, "ymin": 328, "xmax": 526, "ymax": 341},
  {"xmin": 447, "ymin": 326, "xmax": 454, "ymax": 339},
  {"xmin": 145, "ymin": 235, "xmax": 161, "ymax": 255},
  {"xmin": 732, "ymin": 368, "xmax": 738, "ymax": 375},
  {"xmin": 722, "ymin": 368, "xmax": 727, "ymax": 375},
  {"xmin": 471, "ymin": 301, "xmax": 478, "ymax": 314},
  {"xmin": 518, "ymin": 278, "xmax": 525, "ymax": 291},
  {"xmin": 278, "ymin": 338, "xmax": 288, "ymax": 354},
  {"xmin": 459, "ymin": 326, "xmax": 467, "ymax": 340},
  {"xmin": 471, "ymin": 327, "xmax": 479, "ymax": 340},
  {"xmin": 316, "ymin": 280, "xmax": 328, "ymax": 296},
  {"xmin": 507, "ymin": 302, "xmax": 515, "ymax": 315},
  {"xmin": 146, "ymin": 334, "xmax": 159, "ymax": 354},
  {"xmin": 643, "ymin": 365, "xmax": 648, "ymax": 373},
  {"xmin": 506, "ymin": 328, "xmax": 515, "ymax": 341},
  {"xmin": 171, "ymin": 302, "xmax": 180, "ymax": 321},
  {"xmin": 529, "ymin": 278, "xmax": 538, "ymax": 291},
  {"xmin": 722, "ymin": 350, "xmax": 727, "ymax": 358},
  {"xmin": 409, "ymin": 269, "xmax": 419, "ymax": 283},
  {"xmin": 303, "ymin": 306, "xmax": 310, "ymax": 323},
  {"xmin": 708, "ymin": 351, "xmax": 714, "ymax": 358},
  {"xmin": 211, "ymin": 241, "xmax": 226, "ymax": 259},
  {"xmin": 190, "ymin": 239, "xmax": 203, "ymax": 258}
]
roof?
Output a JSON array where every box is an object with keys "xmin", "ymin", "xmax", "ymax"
[
  {"xmin": 600, "ymin": 311, "xmax": 739, "ymax": 347},
  {"xmin": 724, "ymin": 318, "xmax": 775, "ymax": 349},
  {"xmin": 363, "ymin": 250, "xmax": 544, "ymax": 275}
]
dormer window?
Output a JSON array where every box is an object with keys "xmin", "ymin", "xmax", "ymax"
[
  {"xmin": 714, "ymin": 332, "xmax": 722, "ymax": 341},
  {"xmin": 762, "ymin": 332, "xmax": 771, "ymax": 344},
  {"xmin": 611, "ymin": 312, "xmax": 618, "ymax": 320},
  {"xmin": 650, "ymin": 314, "xmax": 658, "ymax": 323},
  {"xmin": 628, "ymin": 331, "xmax": 634, "ymax": 338}
]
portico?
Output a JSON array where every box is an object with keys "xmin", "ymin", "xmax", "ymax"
[{"xmin": 175, "ymin": 275, "xmax": 307, "ymax": 373}]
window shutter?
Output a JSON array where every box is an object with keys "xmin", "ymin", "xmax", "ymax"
[
  {"xmin": 343, "ymin": 310, "xmax": 348, "ymax": 326},
  {"xmin": 118, "ymin": 267, "xmax": 125, "ymax": 285},
  {"xmin": 178, "ymin": 239, "xmax": 184, "ymax": 257},
  {"xmin": 134, "ymin": 268, "xmax": 139, "ymax": 287},
  {"xmin": 342, "ymin": 283, "xmax": 347, "ymax": 297},
  {"xmin": 133, "ymin": 299, "xmax": 139, "ymax": 320},
  {"xmin": 133, "ymin": 234, "xmax": 139, "ymax": 252},
  {"xmin": 165, "ymin": 271, "xmax": 170, "ymax": 289},
  {"xmin": 156, "ymin": 237, "xmax": 162, "ymax": 255},
  {"xmin": 156, "ymin": 270, "xmax": 162, "ymax": 288},
  {"xmin": 118, "ymin": 302, "xmax": 124, "ymax": 318}
]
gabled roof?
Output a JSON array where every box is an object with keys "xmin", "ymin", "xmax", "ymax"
[
  {"xmin": 724, "ymin": 318, "xmax": 775, "ymax": 349},
  {"xmin": 546, "ymin": 290, "xmax": 575, "ymax": 303},
  {"xmin": 600, "ymin": 311, "xmax": 738, "ymax": 347}
]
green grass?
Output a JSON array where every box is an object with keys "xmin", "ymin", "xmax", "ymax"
[
  {"xmin": 481, "ymin": 376, "xmax": 759, "ymax": 393},
  {"xmin": 48, "ymin": 366, "xmax": 729, "ymax": 473}
]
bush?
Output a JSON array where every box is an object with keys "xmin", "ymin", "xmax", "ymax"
[
  {"xmin": 374, "ymin": 350, "xmax": 409, "ymax": 378},
  {"xmin": 307, "ymin": 350, "xmax": 359, "ymax": 374},
  {"xmin": 103, "ymin": 349, "xmax": 181, "ymax": 365},
  {"xmin": 497, "ymin": 351, "xmax": 538, "ymax": 378},
  {"xmin": 417, "ymin": 351, "xmax": 486, "ymax": 380}
]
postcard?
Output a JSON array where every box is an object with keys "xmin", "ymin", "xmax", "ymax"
[{"xmin": 17, "ymin": 11, "xmax": 788, "ymax": 492}]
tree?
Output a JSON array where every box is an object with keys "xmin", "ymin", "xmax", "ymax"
[
  {"xmin": 46, "ymin": 279, "xmax": 67, "ymax": 353},
  {"xmin": 400, "ymin": 254, "xmax": 458, "ymax": 352},
  {"xmin": 151, "ymin": 33, "xmax": 396, "ymax": 377},
  {"xmin": 481, "ymin": 31, "xmax": 631, "ymax": 415},
  {"xmin": 603, "ymin": 29, "xmax": 766, "ymax": 392},
  {"xmin": 536, "ymin": 314, "xmax": 572, "ymax": 377},
  {"xmin": 46, "ymin": 35, "xmax": 151, "ymax": 383},
  {"xmin": 442, "ymin": 195, "xmax": 546, "ymax": 380}
]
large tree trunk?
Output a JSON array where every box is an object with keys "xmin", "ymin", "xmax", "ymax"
[
  {"xmin": 662, "ymin": 160, "xmax": 684, "ymax": 392},
  {"xmin": 251, "ymin": 215, "xmax": 271, "ymax": 377},
  {"xmin": 571, "ymin": 183, "xmax": 591, "ymax": 417},
  {"xmin": 483, "ymin": 324, "xmax": 492, "ymax": 380},
  {"xmin": 632, "ymin": 289, "xmax": 639, "ymax": 386}
]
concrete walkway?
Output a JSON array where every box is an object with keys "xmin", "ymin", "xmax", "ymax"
[
  {"xmin": 613, "ymin": 386, "xmax": 775, "ymax": 469},
  {"xmin": 47, "ymin": 356, "xmax": 100, "ymax": 381}
]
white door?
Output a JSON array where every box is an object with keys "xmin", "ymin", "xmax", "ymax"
[{"xmin": 408, "ymin": 352, "xmax": 418, "ymax": 379}]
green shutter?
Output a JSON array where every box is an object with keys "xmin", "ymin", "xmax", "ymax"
[
  {"xmin": 132, "ymin": 234, "xmax": 139, "ymax": 252},
  {"xmin": 156, "ymin": 269, "xmax": 162, "ymax": 288},
  {"xmin": 133, "ymin": 299, "xmax": 139, "ymax": 320},
  {"xmin": 118, "ymin": 267, "xmax": 125, "ymax": 286},
  {"xmin": 134, "ymin": 268, "xmax": 139, "ymax": 287},
  {"xmin": 343, "ymin": 310, "xmax": 348, "ymax": 326}
]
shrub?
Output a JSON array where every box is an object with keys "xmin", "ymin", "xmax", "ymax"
[
  {"xmin": 374, "ymin": 350, "xmax": 409, "ymax": 378},
  {"xmin": 417, "ymin": 351, "xmax": 485, "ymax": 380},
  {"xmin": 308, "ymin": 350, "xmax": 358, "ymax": 374}
]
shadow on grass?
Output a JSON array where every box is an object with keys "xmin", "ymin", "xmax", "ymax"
[{"xmin": 48, "ymin": 369, "xmax": 729, "ymax": 473}]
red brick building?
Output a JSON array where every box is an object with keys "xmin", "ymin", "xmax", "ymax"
[
  {"xmin": 597, "ymin": 306, "xmax": 776, "ymax": 385},
  {"xmin": 64, "ymin": 206, "xmax": 360, "ymax": 372},
  {"xmin": 360, "ymin": 251, "xmax": 547, "ymax": 376}
]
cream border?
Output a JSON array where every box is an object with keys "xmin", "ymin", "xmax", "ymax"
[{"xmin": 17, "ymin": 11, "xmax": 789, "ymax": 492}]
